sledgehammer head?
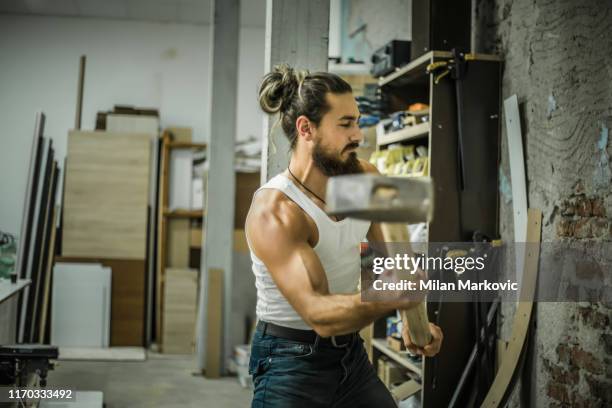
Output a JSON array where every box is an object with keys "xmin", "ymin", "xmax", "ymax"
[{"xmin": 326, "ymin": 174, "xmax": 433, "ymax": 223}]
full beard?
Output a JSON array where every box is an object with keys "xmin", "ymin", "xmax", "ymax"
[{"xmin": 312, "ymin": 142, "xmax": 362, "ymax": 177}]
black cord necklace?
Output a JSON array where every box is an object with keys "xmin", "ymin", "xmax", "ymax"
[{"xmin": 287, "ymin": 165, "xmax": 326, "ymax": 204}]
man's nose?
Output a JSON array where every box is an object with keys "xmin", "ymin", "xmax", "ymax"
[{"xmin": 350, "ymin": 127, "xmax": 364, "ymax": 144}]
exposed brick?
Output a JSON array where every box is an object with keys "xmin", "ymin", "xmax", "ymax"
[
  {"xmin": 573, "ymin": 218, "xmax": 592, "ymax": 238},
  {"xmin": 590, "ymin": 218, "xmax": 609, "ymax": 238},
  {"xmin": 557, "ymin": 218, "xmax": 575, "ymax": 237},
  {"xmin": 591, "ymin": 197, "xmax": 606, "ymax": 217},
  {"xmin": 577, "ymin": 306, "xmax": 609, "ymax": 329},
  {"xmin": 570, "ymin": 347, "xmax": 603, "ymax": 374},
  {"xmin": 560, "ymin": 199, "xmax": 576, "ymax": 216},
  {"xmin": 575, "ymin": 196, "xmax": 592, "ymax": 217},
  {"xmin": 547, "ymin": 382, "xmax": 570, "ymax": 403},
  {"xmin": 545, "ymin": 359, "xmax": 580, "ymax": 383}
]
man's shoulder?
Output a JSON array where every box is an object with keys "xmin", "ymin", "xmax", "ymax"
[{"xmin": 247, "ymin": 188, "xmax": 310, "ymax": 238}]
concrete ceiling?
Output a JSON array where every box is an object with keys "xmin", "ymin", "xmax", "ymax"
[{"xmin": 0, "ymin": 0, "xmax": 266, "ymax": 27}]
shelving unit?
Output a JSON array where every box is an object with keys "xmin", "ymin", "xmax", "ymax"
[
  {"xmin": 155, "ymin": 131, "xmax": 207, "ymax": 348},
  {"xmin": 371, "ymin": 338, "xmax": 423, "ymax": 376},
  {"xmin": 367, "ymin": 51, "xmax": 502, "ymax": 407},
  {"xmin": 377, "ymin": 122, "xmax": 429, "ymax": 146}
]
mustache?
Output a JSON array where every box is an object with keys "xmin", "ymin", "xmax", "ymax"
[{"xmin": 343, "ymin": 142, "xmax": 360, "ymax": 152}]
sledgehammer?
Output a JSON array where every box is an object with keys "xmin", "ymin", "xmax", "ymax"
[{"xmin": 326, "ymin": 174, "xmax": 433, "ymax": 347}]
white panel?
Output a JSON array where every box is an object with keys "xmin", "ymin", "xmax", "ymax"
[
  {"xmin": 51, "ymin": 263, "xmax": 111, "ymax": 348},
  {"xmin": 168, "ymin": 149, "xmax": 193, "ymax": 210},
  {"xmin": 504, "ymin": 95, "xmax": 528, "ymax": 242},
  {"xmin": 504, "ymin": 95, "xmax": 528, "ymax": 291}
]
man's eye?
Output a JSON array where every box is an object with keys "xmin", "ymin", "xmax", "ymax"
[{"xmin": 340, "ymin": 123, "xmax": 351, "ymax": 128}]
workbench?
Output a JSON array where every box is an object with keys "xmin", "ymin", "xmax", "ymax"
[{"xmin": 0, "ymin": 279, "xmax": 31, "ymax": 344}]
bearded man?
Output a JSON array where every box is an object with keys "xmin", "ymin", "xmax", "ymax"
[{"xmin": 245, "ymin": 65, "xmax": 443, "ymax": 408}]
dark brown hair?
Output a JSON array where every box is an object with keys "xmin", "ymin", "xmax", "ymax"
[{"xmin": 258, "ymin": 64, "xmax": 352, "ymax": 149}]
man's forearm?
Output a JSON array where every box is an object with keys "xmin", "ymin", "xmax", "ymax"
[{"xmin": 304, "ymin": 292, "xmax": 415, "ymax": 337}]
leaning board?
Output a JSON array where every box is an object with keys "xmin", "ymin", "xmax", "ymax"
[{"xmin": 63, "ymin": 131, "xmax": 150, "ymax": 259}]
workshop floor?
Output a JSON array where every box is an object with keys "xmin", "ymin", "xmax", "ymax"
[{"xmin": 47, "ymin": 351, "xmax": 252, "ymax": 408}]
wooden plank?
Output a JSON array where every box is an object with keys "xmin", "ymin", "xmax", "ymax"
[
  {"xmin": 162, "ymin": 268, "xmax": 198, "ymax": 354},
  {"xmin": 156, "ymin": 133, "xmax": 171, "ymax": 344},
  {"xmin": 62, "ymin": 131, "xmax": 150, "ymax": 259},
  {"xmin": 167, "ymin": 219, "xmax": 190, "ymax": 268},
  {"xmin": 38, "ymin": 205, "xmax": 57, "ymax": 343},
  {"xmin": 481, "ymin": 209, "xmax": 542, "ymax": 408},
  {"xmin": 165, "ymin": 127, "xmax": 193, "ymax": 143},
  {"xmin": 392, "ymin": 379, "xmax": 422, "ymax": 402},
  {"xmin": 205, "ymin": 268, "xmax": 223, "ymax": 378}
]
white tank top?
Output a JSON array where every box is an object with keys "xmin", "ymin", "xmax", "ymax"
[{"xmin": 248, "ymin": 174, "xmax": 371, "ymax": 330}]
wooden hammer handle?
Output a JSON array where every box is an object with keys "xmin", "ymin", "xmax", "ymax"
[
  {"xmin": 402, "ymin": 302, "xmax": 432, "ymax": 348},
  {"xmin": 380, "ymin": 223, "xmax": 432, "ymax": 348}
]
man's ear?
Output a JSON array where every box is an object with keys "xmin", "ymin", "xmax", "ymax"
[{"xmin": 296, "ymin": 115, "xmax": 315, "ymax": 141}]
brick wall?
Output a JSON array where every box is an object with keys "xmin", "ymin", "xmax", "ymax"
[{"xmin": 475, "ymin": 0, "xmax": 612, "ymax": 405}]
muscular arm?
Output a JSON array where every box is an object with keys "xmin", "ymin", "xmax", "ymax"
[{"xmin": 246, "ymin": 191, "xmax": 414, "ymax": 338}]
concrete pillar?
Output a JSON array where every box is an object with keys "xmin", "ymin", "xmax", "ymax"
[
  {"xmin": 196, "ymin": 0, "xmax": 240, "ymax": 375},
  {"xmin": 261, "ymin": 0, "xmax": 330, "ymax": 181}
]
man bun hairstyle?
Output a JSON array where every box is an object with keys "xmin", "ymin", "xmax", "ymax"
[{"xmin": 258, "ymin": 64, "xmax": 352, "ymax": 149}]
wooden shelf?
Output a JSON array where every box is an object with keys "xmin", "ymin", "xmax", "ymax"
[
  {"xmin": 378, "ymin": 51, "xmax": 444, "ymax": 87},
  {"xmin": 163, "ymin": 208, "xmax": 205, "ymax": 218},
  {"xmin": 168, "ymin": 141, "xmax": 207, "ymax": 150},
  {"xmin": 379, "ymin": 51, "xmax": 502, "ymax": 88},
  {"xmin": 372, "ymin": 338, "xmax": 422, "ymax": 376},
  {"xmin": 377, "ymin": 122, "xmax": 430, "ymax": 146}
]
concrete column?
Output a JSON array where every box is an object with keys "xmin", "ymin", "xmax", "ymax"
[
  {"xmin": 261, "ymin": 0, "xmax": 330, "ymax": 181},
  {"xmin": 196, "ymin": 0, "xmax": 240, "ymax": 374}
]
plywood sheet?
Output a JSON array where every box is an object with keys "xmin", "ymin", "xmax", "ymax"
[
  {"xmin": 56, "ymin": 257, "xmax": 145, "ymax": 346},
  {"xmin": 63, "ymin": 131, "xmax": 150, "ymax": 259},
  {"xmin": 206, "ymin": 268, "xmax": 223, "ymax": 377},
  {"xmin": 51, "ymin": 263, "xmax": 111, "ymax": 347},
  {"xmin": 167, "ymin": 219, "xmax": 190, "ymax": 268},
  {"xmin": 106, "ymin": 114, "xmax": 159, "ymax": 136},
  {"xmin": 162, "ymin": 268, "xmax": 198, "ymax": 354}
]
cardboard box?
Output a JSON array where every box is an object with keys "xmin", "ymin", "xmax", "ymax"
[{"xmin": 387, "ymin": 336, "xmax": 405, "ymax": 352}]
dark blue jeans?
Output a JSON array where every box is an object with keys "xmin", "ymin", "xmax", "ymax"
[{"xmin": 248, "ymin": 328, "xmax": 397, "ymax": 407}]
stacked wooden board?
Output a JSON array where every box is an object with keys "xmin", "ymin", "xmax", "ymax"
[
  {"xmin": 62, "ymin": 130, "xmax": 151, "ymax": 346},
  {"xmin": 63, "ymin": 131, "xmax": 151, "ymax": 259},
  {"xmin": 161, "ymin": 268, "xmax": 198, "ymax": 353}
]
